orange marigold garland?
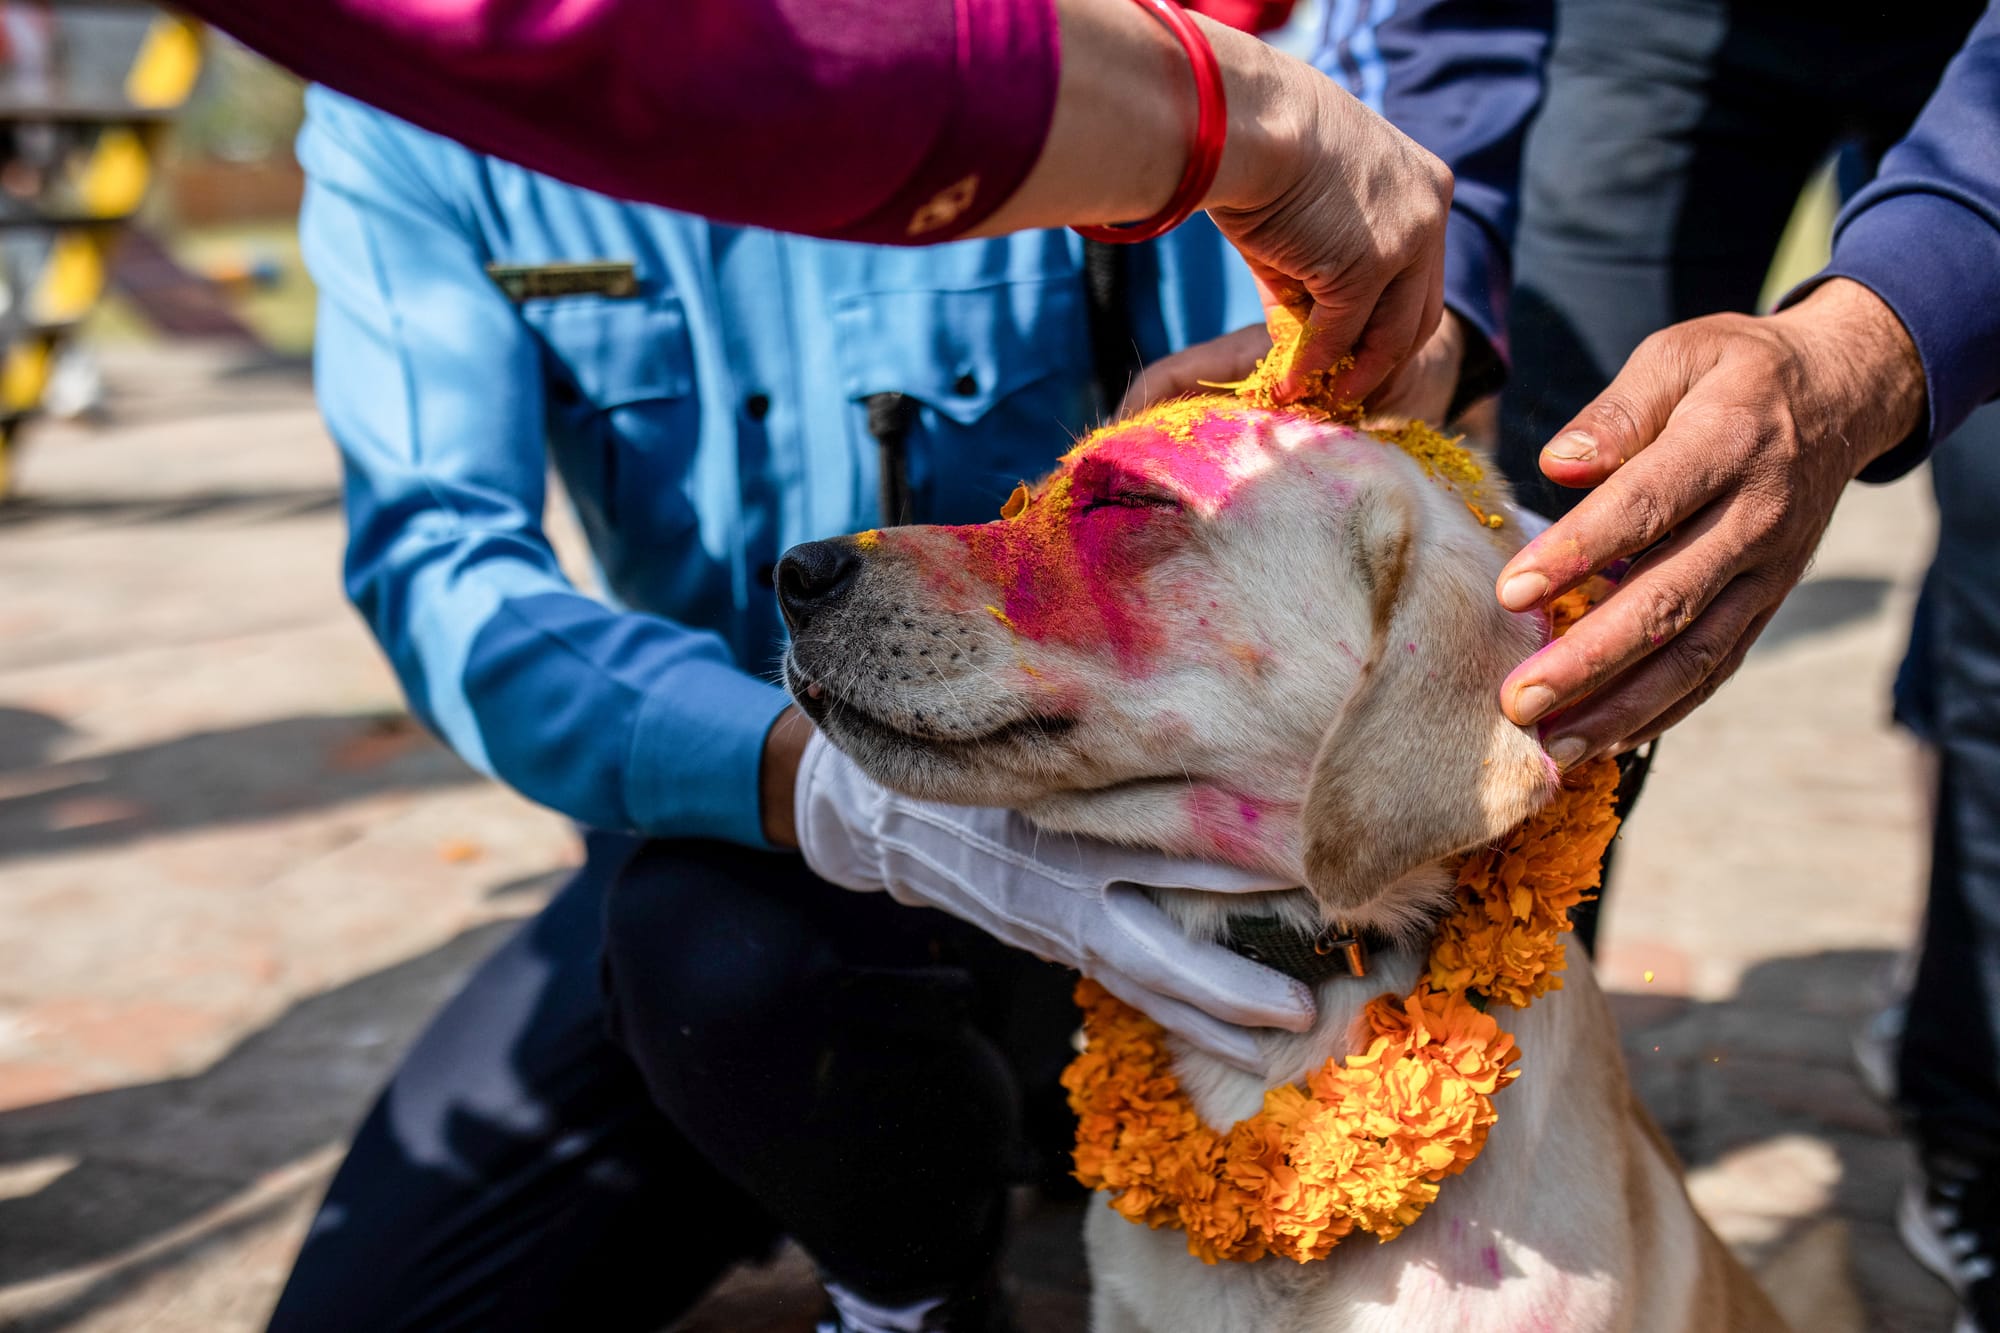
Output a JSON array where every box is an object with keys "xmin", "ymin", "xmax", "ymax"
[{"xmin": 1062, "ymin": 758, "xmax": 1621, "ymax": 1263}]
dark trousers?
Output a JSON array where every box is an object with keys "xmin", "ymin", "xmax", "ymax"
[
  {"xmin": 1497, "ymin": 0, "xmax": 1984, "ymax": 516},
  {"xmin": 265, "ymin": 832, "xmax": 1077, "ymax": 1331},
  {"xmin": 1900, "ymin": 407, "xmax": 2000, "ymax": 1167}
]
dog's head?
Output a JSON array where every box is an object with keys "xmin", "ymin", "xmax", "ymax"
[{"xmin": 781, "ymin": 398, "xmax": 1556, "ymax": 918}]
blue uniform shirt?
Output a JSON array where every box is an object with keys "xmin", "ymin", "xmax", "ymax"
[{"xmin": 299, "ymin": 89, "xmax": 1263, "ymax": 850}]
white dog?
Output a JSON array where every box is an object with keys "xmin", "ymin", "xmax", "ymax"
[{"xmin": 781, "ymin": 401, "xmax": 1785, "ymax": 1333}]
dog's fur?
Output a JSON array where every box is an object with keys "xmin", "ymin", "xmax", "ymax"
[{"xmin": 783, "ymin": 405, "xmax": 1786, "ymax": 1332}]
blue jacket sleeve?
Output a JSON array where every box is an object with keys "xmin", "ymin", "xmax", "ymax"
[
  {"xmin": 1314, "ymin": 0, "xmax": 1550, "ymax": 392},
  {"xmin": 298, "ymin": 93, "xmax": 790, "ymax": 846},
  {"xmin": 1790, "ymin": 2, "xmax": 2000, "ymax": 481}
]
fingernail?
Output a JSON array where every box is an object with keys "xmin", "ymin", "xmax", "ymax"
[
  {"xmin": 1499, "ymin": 571, "xmax": 1549, "ymax": 610},
  {"xmin": 1513, "ymin": 683, "xmax": 1556, "ymax": 725},
  {"xmin": 1544, "ymin": 431, "xmax": 1597, "ymax": 463},
  {"xmin": 1546, "ymin": 736, "xmax": 1587, "ymax": 769}
]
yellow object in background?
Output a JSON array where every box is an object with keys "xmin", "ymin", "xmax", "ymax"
[
  {"xmin": 2, "ymin": 340, "xmax": 52, "ymax": 416},
  {"xmin": 78, "ymin": 128, "xmax": 152, "ymax": 218},
  {"xmin": 0, "ymin": 8, "xmax": 206, "ymax": 496},
  {"xmin": 33, "ymin": 233, "xmax": 111, "ymax": 328},
  {"xmin": 126, "ymin": 16, "xmax": 205, "ymax": 110}
]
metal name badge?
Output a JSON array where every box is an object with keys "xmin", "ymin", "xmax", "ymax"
[{"xmin": 485, "ymin": 260, "xmax": 638, "ymax": 302}]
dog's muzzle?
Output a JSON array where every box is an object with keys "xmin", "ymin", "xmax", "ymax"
[{"xmin": 777, "ymin": 539, "xmax": 861, "ymax": 635}]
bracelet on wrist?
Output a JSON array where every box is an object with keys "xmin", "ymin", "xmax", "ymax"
[{"xmin": 1075, "ymin": 0, "xmax": 1228, "ymax": 245}]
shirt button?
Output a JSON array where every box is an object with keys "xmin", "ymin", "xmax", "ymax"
[
  {"xmin": 953, "ymin": 372, "xmax": 978, "ymax": 397},
  {"xmin": 755, "ymin": 561, "xmax": 777, "ymax": 588},
  {"xmin": 744, "ymin": 392, "xmax": 772, "ymax": 421}
]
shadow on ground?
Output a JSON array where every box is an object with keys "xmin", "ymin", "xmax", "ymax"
[
  {"xmin": 1753, "ymin": 576, "xmax": 1895, "ymax": 655},
  {"xmin": 1609, "ymin": 948, "xmax": 1954, "ymax": 1330},
  {"xmin": 0, "ymin": 920, "xmax": 521, "ymax": 1327},
  {"xmin": 0, "ymin": 926, "xmax": 1944, "ymax": 1333},
  {"xmin": 0, "ymin": 486, "xmax": 339, "ymax": 530},
  {"xmin": 0, "ymin": 707, "xmax": 477, "ymax": 863}
]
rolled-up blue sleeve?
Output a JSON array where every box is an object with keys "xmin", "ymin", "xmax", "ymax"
[
  {"xmin": 1314, "ymin": 0, "xmax": 1550, "ymax": 381},
  {"xmin": 299, "ymin": 93, "xmax": 788, "ymax": 846},
  {"xmin": 1786, "ymin": 2, "xmax": 2000, "ymax": 481}
]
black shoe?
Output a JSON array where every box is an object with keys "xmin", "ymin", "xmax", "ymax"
[{"xmin": 1899, "ymin": 1154, "xmax": 2000, "ymax": 1331}]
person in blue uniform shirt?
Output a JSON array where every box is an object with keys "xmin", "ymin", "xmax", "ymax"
[{"xmin": 264, "ymin": 87, "xmax": 1321, "ymax": 1333}]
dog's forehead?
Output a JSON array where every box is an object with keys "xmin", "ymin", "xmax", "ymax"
[{"xmin": 1060, "ymin": 400, "xmax": 1367, "ymax": 511}]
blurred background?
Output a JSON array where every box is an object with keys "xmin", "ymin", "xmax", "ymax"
[{"xmin": 0, "ymin": 3, "xmax": 1957, "ymax": 1331}]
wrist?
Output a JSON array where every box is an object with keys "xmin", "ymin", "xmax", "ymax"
[
  {"xmin": 1197, "ymin": 17, "xmax": 1303, "ymax": 214},
  {"xmin": 975, "ymin": 0, "xmax": 1192, "ymax": 236},
  {"xmin": 759, "ymin": 706, "xmax": 814, "ymax": 848},
  {"xmin": 1770, "ymin": 277, "xmax": 1926, "ymax": 473}
]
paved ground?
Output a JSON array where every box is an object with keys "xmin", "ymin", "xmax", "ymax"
[{"xmin": 0, "ymin": 343, "xmax": 1954, "ymax": 1330}]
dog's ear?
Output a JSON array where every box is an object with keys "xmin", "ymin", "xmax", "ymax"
[{"xmin": 1300, "ymin": 485, "xmax": 1555, "ymax": 914}]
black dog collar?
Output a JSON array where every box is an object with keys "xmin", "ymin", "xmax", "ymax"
[
  {"xmin": 1221, "ymin": 916, "xmax": 1399, "ymax": 986},
  {"xmin": 1226, "ymin": 747, "xmax": 1658, "ymax": 988}
]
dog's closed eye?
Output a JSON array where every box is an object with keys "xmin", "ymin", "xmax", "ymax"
[{"xmin": 1078, "ymin": 489, "xmax": 1182, "ymax": 516}]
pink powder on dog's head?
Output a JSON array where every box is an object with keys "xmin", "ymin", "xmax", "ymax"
[
  {"xmin": 931, "ymin": 400, "xmax": 1291, "ymax": 667},
  {"xmin": 1078, "ymin": 399, "xmax": 1280, "ymax": 514},
  {"xmin": 949, "ymin": 467, "xmax": 1166, "ymax": 665},
  {"xmin": 875, "ymin": 399, "xmax": 1347, "ymax": 672}
]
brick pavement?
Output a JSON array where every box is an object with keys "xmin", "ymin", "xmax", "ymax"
[{"xmin": 0, "ymin": 344, "xmax": 1955, "ymax": 1330}]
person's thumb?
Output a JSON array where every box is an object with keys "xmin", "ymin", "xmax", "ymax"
[
  {"xmin": 1540, "ymin": 334, "xmax": 1701, "ymax": 489},
  {"xmin": 1117, "ymin": 325, "xmax": 1271, "ymax": 416}
]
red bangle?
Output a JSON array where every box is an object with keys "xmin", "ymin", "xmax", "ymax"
[{"xmin": 1074, "ymin": 0, "xmax": 1228, "ymax": 244}]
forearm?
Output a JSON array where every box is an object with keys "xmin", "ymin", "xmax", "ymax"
[
  {"xmin": 201, "ymin": 0, "xmax": 1337, "ymax": 249},
  {"xmin": 187, "ymin": 0, "xmax": 1060, "ymax": 241},
  {"xmin": 349, "ymin": 535, "xmax": 792, "ymax": 844},
  {"xmin": 973, "ymin": 0, "xmax": 1307, "ymax": 235}
]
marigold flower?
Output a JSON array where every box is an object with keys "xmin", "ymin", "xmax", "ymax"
[{"xmin": 1062, "ymin": 757, "xmax": 1620, "ymax": 1264}]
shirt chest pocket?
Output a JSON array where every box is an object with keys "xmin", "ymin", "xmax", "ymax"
[
  {"xmin": 830, "ymin": 279, "xmax": 1094, "ymax": 527},
  {"xmin": 525, "ymin": 294, "xmax": 700, "ymax": 539}
]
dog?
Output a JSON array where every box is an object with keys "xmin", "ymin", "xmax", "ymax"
[{"xmin": 779, "ymin": 400, "xmax": 1786, "ymax": 1332}]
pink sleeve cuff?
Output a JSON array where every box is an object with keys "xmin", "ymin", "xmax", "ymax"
[
  {"xmin": 826, "ymin": 0, "xmax": 1062, "ymax": 242},
  {"xmin": 179, "ymin": 0, "xmax": 1061, "ymax": 244}
]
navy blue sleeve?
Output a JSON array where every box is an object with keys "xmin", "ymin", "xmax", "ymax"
[
  {"xmin": 1313, "ymin": 0, "xmax": 1551, "ymax": 390},
  {"xmin": 1789, "ymin": 2, "xmax": 2000, "ymax": 481}
]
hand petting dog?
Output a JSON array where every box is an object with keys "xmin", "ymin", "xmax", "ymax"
[
  {"xmin": 794, "ymin": 733, "xmax": 1315, "ymax": 1072},
  {"xmin": 1499, "ymin": 277, "xmax": 1925, "ymax": 767},
  {"xmin": 1137, "ymin": 276, "xmax": 1926, "ymax": 773},
  {"xmin": 1116, "ymin": 310, "xmax": 1467, "ymax": 428}
]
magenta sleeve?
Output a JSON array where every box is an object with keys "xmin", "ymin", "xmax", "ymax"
[{"xmin": 184, "ymin": 0, "xmax": 1061, "ymax": 243}]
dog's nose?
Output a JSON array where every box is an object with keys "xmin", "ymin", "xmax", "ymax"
[{"xmin": 777, "ymin": 540, "xmax": 862, "ymax": 633}]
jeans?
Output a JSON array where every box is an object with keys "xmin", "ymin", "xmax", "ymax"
[{"xmin": 1901, "ymin": 406, "xmax": 2000, "ymax": 1168}]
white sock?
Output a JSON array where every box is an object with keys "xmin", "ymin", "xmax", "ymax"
[{"xmin": 822, "ymin": 1280, "xmax": 946, "ymax": 1333}]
